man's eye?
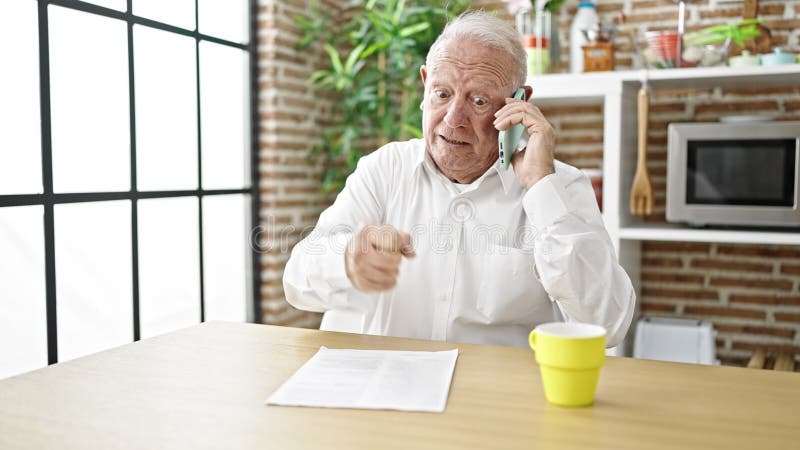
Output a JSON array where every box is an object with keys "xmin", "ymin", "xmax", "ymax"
[
  {"xmin": 474, "ymin": 97, "xmax": 487, "ymax": 106},
  {"xmin": 434, "ymin": 90, "xmax": 448, "ymax": 99}
]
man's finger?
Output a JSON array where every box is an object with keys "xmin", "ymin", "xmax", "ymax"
[
  {"xmin": 492, "ymin": 105, "xmax": 522, "ymax": 127},
  {"xmin": 398, "ymin": 231, "xmax": 415, "ymax": 258},
  {"xmin": 496, "ymin": 101, "xmax": 545, "ymax": 122},
  {"xmin": 367, "ymin": 226, "xmax": 414, "ymax": 257},
  {"xmin": 364, "ymin": 252, "xmax": 402, "ymax": 274},
  {"xmin": 356, "ymin": 264, "xmax": 398, "ymax": 291},
  {"xmin": 493, "ymin": 110, "xmax": 528, "ymax": 131},
  {"xmin": 364, "ymin": 225, "xmax": 401, "ymax": 253},
  {"xmin": 359, "ymin": 264, "xmax": 397, "ymax": 287}
]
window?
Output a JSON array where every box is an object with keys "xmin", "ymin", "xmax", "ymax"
[{"xmin": 0, "ymin": 0, "xmax": 258, "ymax": 379}]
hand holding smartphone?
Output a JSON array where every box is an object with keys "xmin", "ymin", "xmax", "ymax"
[{"xmin": 498, "ymin": 88, "xmax": 527, "ymax": 170}]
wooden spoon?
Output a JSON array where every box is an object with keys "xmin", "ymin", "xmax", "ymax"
[{"xmin": 629, "ymin": 83, "xmax": 653, "ymax": 216}]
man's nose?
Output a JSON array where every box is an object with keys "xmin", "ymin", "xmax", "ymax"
[{"xmin": 443, "ymin": 98, "xmax": 468, "ymax": 128}]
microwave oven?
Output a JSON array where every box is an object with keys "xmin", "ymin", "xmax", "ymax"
[{"xmin": 666, "ymin": 121, "xmax": 800, "ymax": 227}]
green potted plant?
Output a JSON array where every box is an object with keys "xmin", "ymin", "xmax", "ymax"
[{"xmin": 682, "ymin": 19, "xmax": 763, "ymax": 67}]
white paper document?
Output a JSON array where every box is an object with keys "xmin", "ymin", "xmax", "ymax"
[{"xmin": 266, "ymin": 347, "xmax": 459, "ymax": 413}]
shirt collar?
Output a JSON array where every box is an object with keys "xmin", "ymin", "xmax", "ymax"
[
  {"xmin": 491, "ymin": 161, "xmax": 518, "ymax": 195},
  {"xmin": 412, "ymin": 141, "xmax": 517, "ymax": 195}
]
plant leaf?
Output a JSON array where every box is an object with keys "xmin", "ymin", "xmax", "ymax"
[
  {"xmin": 308, "ymin": 69, "xmax": 332, "ymax": 84},
  {"xmin": 403, "ymin": 123, "xmax": 422, "ymax": 138},
  {"xmin": 323, "ymin": 43, "xmax": 344, "ymax": 75},
  {"xmin": 399, "ymin": 22, "xmax": 430, "ymax": 38},
  {"xmin": 344, "ymin": 42, "xmax": 368, "ymax": 73},
  {"xmin": 393, "ymin": 0, "xmax": 405, "ymax": 24},
  {"xmin": 362, "ymin": 39, "xmax": 390, "ymax": 58},
  {"xmin": 296, "ymin": 34, "xmax": 315, "ymax": 49}
]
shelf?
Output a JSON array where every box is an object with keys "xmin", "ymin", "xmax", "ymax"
[
  {"xmin": 619, "ymin": 225, "xmax": 800, "ymax": 246},
  {"xmin": 526, "ymin": 71, "xmax": 620, "ymax": 103},
  {"xmin": 527, "ymin": 64, "xmax": 800, "ymax": 102}
]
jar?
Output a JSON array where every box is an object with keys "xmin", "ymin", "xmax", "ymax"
[{"xmin": 522, "ymin": 35, "xmax": 550, "ymax": 75}]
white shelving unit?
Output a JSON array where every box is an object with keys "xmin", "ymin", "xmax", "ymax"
[
  {"xmin": 527, "ymin": 64, "xmax": 800, "ymax": 250},
  {"xmin": 527, "ymin": 65, "xmax": 800, "ymax": 354},
  {"xmin": 528, "ymin": 64, "xmax": 800, "ymax": 102},
  {"xmin": 618, "ymin": 225, "xmax": 800, "ymax": 246}
]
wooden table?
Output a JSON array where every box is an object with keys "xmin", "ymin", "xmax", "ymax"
[{"xmin": 1, "ymin": 322, "xmax": 798, "ymax": 449}]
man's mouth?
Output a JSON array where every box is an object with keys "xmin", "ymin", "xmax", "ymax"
[{"xmin": 439, "ymin": 135, "xmax": 470, "ymax": 146}]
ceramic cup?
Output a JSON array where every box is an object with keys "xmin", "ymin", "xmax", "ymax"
[{"xmin": 529, "ymin": 322, "xmax": 607, "ymax": 407}]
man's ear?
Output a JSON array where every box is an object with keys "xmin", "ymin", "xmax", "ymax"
[
  {"xmin": 419, "ymin": 66, "xmax": 428, "ymax": 110},
  {"xmin": 523, "ymin": 85, "xmax": 533, "ymax": 100}
]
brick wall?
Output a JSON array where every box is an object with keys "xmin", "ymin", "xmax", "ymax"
[
  {"xmin": 257, "ymin": 0, "xmax": 800, "ymax": 365},
  {"xmin": 256, "ymin": 0, "xmax": 347, "ymax": 328},
  {"xmin": 481, "ymin": 0, "xmax": 799, "ymax": 72},
  {"xmin": 641, "ymin": 243, "xmax": 800, "ymax": 365}
]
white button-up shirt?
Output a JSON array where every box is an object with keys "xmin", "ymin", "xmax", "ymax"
[{"xmin": 283, "ymin": 139, "xmax": 635, "ymax": 348}]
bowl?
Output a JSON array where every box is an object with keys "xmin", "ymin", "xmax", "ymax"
[
  {"xmin": 761, "ymin": 47, "xmax": 796, "ymax": 66},
  {"xmin": 729, "ymin": 50, "xmax": 760, "ymax": 67},
  {"xmin": 682, "ymin": 41, "xmax": 730, "ymax": 67}
]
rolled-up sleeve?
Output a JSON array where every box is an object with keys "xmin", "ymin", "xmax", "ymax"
[{"xmin": 523, "ymin": 165, "xmax": 636, "ymax": 347}]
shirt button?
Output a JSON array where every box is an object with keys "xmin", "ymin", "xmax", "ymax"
[{"xmin": 439, "ymin": 293, "xmax": 448, "ymax": 302}]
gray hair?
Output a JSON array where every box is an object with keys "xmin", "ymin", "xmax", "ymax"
[{"xmin": 426, "ymin": 10, "xmax": 527, "ymax": 88}]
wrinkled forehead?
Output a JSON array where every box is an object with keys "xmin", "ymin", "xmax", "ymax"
[{"xmin": 427, "ymin": 38, "xmax": 517, "ymax": 89}]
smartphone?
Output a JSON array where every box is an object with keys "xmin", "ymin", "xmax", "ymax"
[{"xmin": 498, "ymin": 88, "xmax": 527, "ymax": 170}]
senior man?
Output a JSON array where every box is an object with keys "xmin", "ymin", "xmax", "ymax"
[{"xmin": 283, "ymin": 11, "xmax": 635, "ymax": 348}]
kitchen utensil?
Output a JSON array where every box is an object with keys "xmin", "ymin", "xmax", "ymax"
[
  {"xmin": 747, "ymin": 349, "xmax": 766, "ymax": 369},
  {"xmin": 630, "ymin": 77, "xmax": 653, "ymax": 216},
  {"xmin": 676, "ymin": 0, "xmax": 686, "ymax": 67}
]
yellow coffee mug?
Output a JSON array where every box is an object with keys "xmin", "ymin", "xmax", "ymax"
[{"xmin": 529, "ymin": 322, "xmax": 607, "ymax": 407}]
